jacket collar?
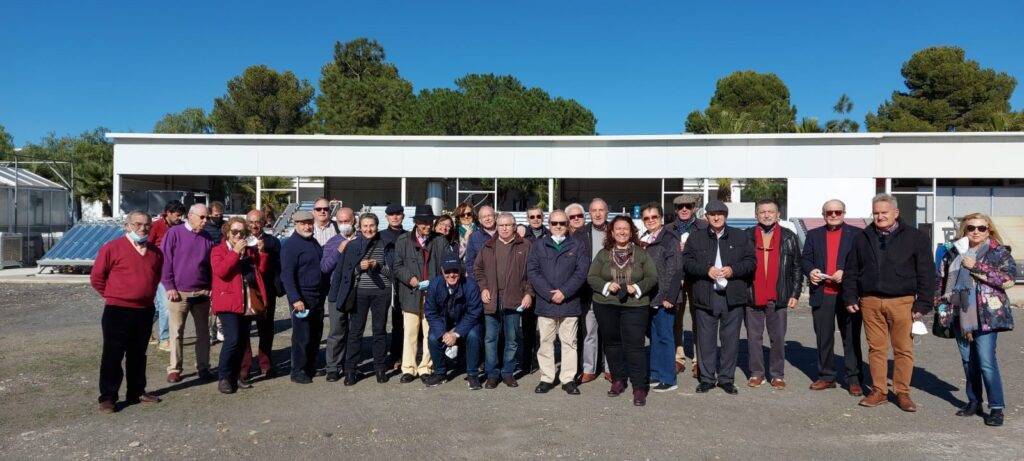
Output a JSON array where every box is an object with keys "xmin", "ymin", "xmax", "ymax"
[{"xmin": 484, "ymin": 233, "xmax": 524, "ymax": 248}]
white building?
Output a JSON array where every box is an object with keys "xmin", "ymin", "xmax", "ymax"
[{"xmin": 106, "ymin": 132, "xmax": 1024, "ymax": 248}]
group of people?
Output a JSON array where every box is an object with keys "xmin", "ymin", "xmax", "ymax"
[{"xmin": 91, "ymin": 194, "xmax": 1015, "ymax": 425}]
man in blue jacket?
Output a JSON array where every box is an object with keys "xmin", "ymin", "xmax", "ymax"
[
  {"xmin": 281, "ymin": 211, "xmax": 329, "ymax": 384},
  {"xmin": 423, "ymin": 256, "xmax": 484, "ymax": 389}
]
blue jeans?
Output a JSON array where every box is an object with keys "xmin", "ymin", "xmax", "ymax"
[
  {"xmin": 956, "ymin": 326, "xmax": 1004, "ymax": 410},
  {"xmin": 428, "ymin": 324, "xmax": 482, "ymax": 377},
  {"xmin": 649, "ymin": 306, "xmax": 676, "ymax": 385},
  {"xmin": 484, "ymin": 310, "xmax": 522, "ymax": 379},
  {"xmin": 217, "ymin": 313, "xmax": 251, "ymax": 381},
  {"xmin": 154, "ymin": 283, "xmax": 169, "ymax": 341}
]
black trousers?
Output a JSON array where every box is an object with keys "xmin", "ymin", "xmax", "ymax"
[
  {"xmin": 389, "ymin": 300, "xmax": 404, "ymax": 367},
  {"xmin": 217, "ymin": 313, "xmax": 252, "ymax": 381},
  {"xmin": 593, "ymin": 303, "xmax": 650, "ymax": 390},
  {"xmin": 291, "ymin": 299, "xmax": 325, "ymax": 379},
  {"xmin": 519, "ymin": 307, "xmax": 539, "ymax": 372},
  {"xmin": 99, "ymin": 305, "xmax": 154, "ymax": 403},
  {"xmin": 812, "ymin": 294, "xmax": 865, "ymax": 383},
  {"xmin": 346, "ymin": 288, "xmax": 390, "ymax": 372},
  {"xmin": 695, "ymin": 306, "xmax": 743, "ymax": 385}
]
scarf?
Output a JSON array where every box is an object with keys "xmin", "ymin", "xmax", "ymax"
[
  {"xmin": 753, "ymin": 225, "xmax": 782, "ymax": 307},
  {"xmin": 458, "ymin": 224, "xmax": 474, "ymax": 257},
  {"xmin": 945, "ymin": 240, "xmax": 988, "ymax": 334},
  {"xmin": 610, "ymin": 244, "xmax": 635, "ymax": 287}
]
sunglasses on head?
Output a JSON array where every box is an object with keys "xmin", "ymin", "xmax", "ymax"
[
  {"xmin": 965, "ymin": 225, "xmax": 989, "ymax": 233},
  {"xmin": 528, "ymin": 214, "xmax": 543, "ymax": 219},
  {"xmin": 675, "ymin": 203, "xmax": 694, "ymax": 210},
  {"xmin": 568, "ymin": 214, "xmax": 584, "ymax": 220},
  {"xmin": 824, "ymin": 210, "xmax": 845, "ymax": 217},
  {"xmin": 549, "ymin": 221, "xmax": 567, "ymax": 227},
  {"xmin": 314, "ymin": 207, "xmax": 329, "ymax": 212}
]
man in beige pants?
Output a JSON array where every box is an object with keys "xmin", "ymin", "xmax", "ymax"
[
  {"xmin": 160, "ymin": 204, "xmax": 216, "ymax": 383},
  {"xmin": 393, "ymin": 206, "xmax": 444, "ymax": 383}
]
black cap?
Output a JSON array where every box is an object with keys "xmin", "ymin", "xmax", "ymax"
[
  {"xmin": 441, "ymin": 255, "xmax": 462, "ymax": 272},
  {"xmin": 705, "ymin": 200, "xmax": 729, "ymax": 214},
  {"xmin": 385, "ymin": 204, "xmax": 404, "ymax": 215}
]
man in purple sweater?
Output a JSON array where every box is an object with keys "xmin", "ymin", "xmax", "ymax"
[{"xmin": 161, "ymin": 203, "xmax": 216, "ymax": 383}]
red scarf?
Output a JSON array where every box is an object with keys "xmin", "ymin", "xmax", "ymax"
[{"xmin": 753, "ymin": 225, "xmax": 781, "ymax": 307}]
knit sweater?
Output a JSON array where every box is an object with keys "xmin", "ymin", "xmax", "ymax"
[
  {"xmin": 587, "ymin": 247, "xmax": 658, "ymax": 307},
  {"xmin": 91, "ymin": 237, "xmax": 163, "ymax": 308}
]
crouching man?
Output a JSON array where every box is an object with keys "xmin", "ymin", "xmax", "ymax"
[{"xmin": 423, "ymin": 256, "xmax": 484, "ymax": 389}]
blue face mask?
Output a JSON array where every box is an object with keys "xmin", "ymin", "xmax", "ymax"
[{"xmin": 126, "ymin": 231, "xmax": 147, "ymax": 244}]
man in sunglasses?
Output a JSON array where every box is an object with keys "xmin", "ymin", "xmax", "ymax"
[
  {"xmin": 380, "ymin": 204, "xmax": 408, "ymax": 372},
  {"xmin": 667, "ymin": 194, "xmax": 707, "ymax": 377},
  {"xmin": 161, "ymin": 203, "xmax": 215, "ymax": 384},
  {"xmin": 843, "ymin": 194, "xmax": 934, "ymax": 412},
  {"xmin": 801, "ymin": 199, "xmax": 866, "ymax": 396},
  {"xmin": 522, "ymin": 206, "xmax": 550, "ymax": 243},
  {"xmin": 312, "ymin": 197, "xmax": 340, "ymax": 246}
]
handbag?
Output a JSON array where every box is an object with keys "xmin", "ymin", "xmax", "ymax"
[
  {"xmin": 931, "ymin": 303, "xmax": 955, "ymax": 339},
  {"xmin": 248, "ymin": 286, "xmax": 267, "ymax": 317}
]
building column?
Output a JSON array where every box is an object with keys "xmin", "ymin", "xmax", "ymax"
[
  {"xmin": 401, "ymin": 177, "xmax": 407, "ymax": 206},
  {"xmin": 548, "ymin": 178, "xmax": 554, "ymax": 212},
  {"xmin": 112, "ymin": 174, "xmax": 121, "ymax": 218},
  {"xmin": 255, "ymin": 176, "xmax": 262, "ymax": 211}
]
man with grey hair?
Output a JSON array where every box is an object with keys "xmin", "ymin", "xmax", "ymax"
[
  {"xmin": 801, "ymin": 199, "xmax": 866, "ymax": 396},
  {"xmin": 161, "ymin": 203, "xmax": 215, "ymax": 383},
  {"xmin": 577, "ymin": 198, "xmax": 610, "ymax": 384},
  {"xmin": 843, "ymin": 193, "xmax": 934, "ymax": 411},
  {"xmin": 464, "ymin": 205, "xmax": 498, "ymax": 274}
]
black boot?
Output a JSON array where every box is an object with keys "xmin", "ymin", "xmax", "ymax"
[
  {"xmin": 956, "ymin": 401, "xmax": 982, "ymax": 417},
  {"xmin": 984, "ymin": 409, "xmax": 1004, "ymax": 427},
  {"xmin": 376, "ymin": 369, "xmax": 389, "ymax": 384}
]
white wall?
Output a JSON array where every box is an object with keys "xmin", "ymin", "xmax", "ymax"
[{"xmin": 787, "ymin": 177, "xmax": 876, "ymax": 218}]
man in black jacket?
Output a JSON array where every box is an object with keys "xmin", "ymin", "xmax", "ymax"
[
  {"xmin": 843, "ymin": 193, "xmax": 934, "ymax": 412},
  {"xmin": 745, "ymin": 199, "xmax": 802, "ymax": 390},
  {"xmin": 681, "ymin": 201, "xmax": 756, "ymax": 395},
  {"xmin": 667, "ymin": 194, "xmax": 708, "ymax": 377},
  {"xmin": 381, "ymin": 204, "xmax": 408, "ymax": 371}
]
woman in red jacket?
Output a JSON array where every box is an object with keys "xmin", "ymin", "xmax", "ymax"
[{"xmin": 211, "ymin": 217, "xmax": 268, "ymax": 394}]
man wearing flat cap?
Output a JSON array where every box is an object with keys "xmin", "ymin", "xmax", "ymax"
[
  {"xmin": 281, "ymin": 210, "xmax": 330, "ymax": 384},
  {"xmin": 380, "ymin": 203, "xmax": 408, "ymax": 371},
  {"xmin": 680, "ymin": 201, "xmax": 755, "ymax": 395},
  {"xmin": 667, "ymin": 194, "xmax": 708, "ymax": 377},
  {"xmin": 393, "ymin": 205, "xmax": 448, "ymax": 383}
]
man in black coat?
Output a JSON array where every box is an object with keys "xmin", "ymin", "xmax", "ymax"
[
  {"xmin": 381, "ymin": 203, "xmax": 408, "ymax": 371},
  {"xmin": 744, "ymin": 199, "xmax": 803, "ymax": 390},
  {"xmin": 681, "ymin": 201, "xmax": 755, "ymax": 395},
  {"xmin": 843, "ymin": 194, "xmax": 934, "ymax": 412},
  {"xmin": 667, "ymin": 194, "xmax": 708, "ymax": 376},
  {"xmin": 800, "ymin": 199, "xmax": 866, "ymax": 396}
]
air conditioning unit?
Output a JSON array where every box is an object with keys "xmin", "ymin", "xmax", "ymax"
[{"xmin": 0, "ymin": 233, "xmax": 24, "ymax": 268}]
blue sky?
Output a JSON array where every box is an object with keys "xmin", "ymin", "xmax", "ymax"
[{"xmin": 2, "ymin": 0, "xmax": 1022, "ymax": 144}]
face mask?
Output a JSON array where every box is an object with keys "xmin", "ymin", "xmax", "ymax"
[
  {"xmin": 551, "ymin": 235, "xmax": 566, "ymax": 244},
  {"xmin": 126, "ymin": 231, "xmax": 147, "ymax": 244},
  {"xmin": 339, "ymin": 223, "xmax": 355, "ymax": 237}
]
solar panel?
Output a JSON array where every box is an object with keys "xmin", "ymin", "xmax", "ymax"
[{"xmin": 36, "ymin": 221, "xmax": 125, "ymax": 267}]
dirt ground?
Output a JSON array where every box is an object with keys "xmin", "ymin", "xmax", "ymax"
[{"xmin": 1, "ymin": 283, "xmax": 1023, "ymax": 460}]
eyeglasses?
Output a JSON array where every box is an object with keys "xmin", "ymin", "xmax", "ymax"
[
  {"xmin": 675, "ymin": 204, "xmax": 694, "ymax": 210},
  {"xmin": 965, "ymin": 225, "xmax": 989, "ymax": 233},
  {"xmin": 568, "ymin": 214, "xmax": 584, "ymax": 220},
  {"xmin": 528, "ymin": 214, "xmax": 543, "ymax": 219},
  {"xmin": 549, "ymin": 221, "xmax": 567, "ymax": 227},
  {"xmin": 128, "ymin": 222, "xmax": 152, "ymax": 228},
  {"xmin": 247, "ymin": 220, "xmax": 265, "ymax": 225},
  {"xmin": 194, "ymin": 215, "xmax": 208, "ymax": 220},
  {"xmin": 824, "ymin": 210, "xmax": 845, "ymax": 217},
  {"xmin": 458, "ymin": 212, "xmax": 474, "ymax": 218},
  {"xmin": 229, "ymin": 229, "xmax": 246, "ymax": 236},
  {"xmin": 641, "ymin": 215, "xmax": 661, "ymax": 222},
  {"xmin": 313, "ymin": 207, "xmax": 330, "ymax": 212}
]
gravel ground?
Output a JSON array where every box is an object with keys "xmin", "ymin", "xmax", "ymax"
[{"xmin": 1, "ymin": 283, "xmax": 1023, "ymax": 460}]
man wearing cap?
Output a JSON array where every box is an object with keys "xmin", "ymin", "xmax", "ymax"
[
  {"xmin": 381, "ymin": 203, "xmax": 408, "ymax": 371},
  {"xmin": 422, "ymin": 256, "xmax": 484, "ymax": 388},
  {"xmin": 393, "ymin": 205, "xmax": 447, "ymax": 383},
  {"xmin": 281, "ymin": 210, "xmax": 329, "ymax": 384},
  {"xmin": 318, "ymin": 207, "xmax": 360, "ymax": 382},
  {"xmin": 667, "ymin": 194, "xmax": 707, "ymax": 377},
  {"xmin": 681, "ymin": 201, "xmax": 755, "ymax": 395}
]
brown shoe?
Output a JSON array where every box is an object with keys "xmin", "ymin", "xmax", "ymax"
[
  {"xmin": 166, "ymin": 372, "xmax": 182, "ymax": 383},
  {"xmin": 603, "ymin": 372, "xmax": 613, "ymax": 383},
  {"xmin": 135, "ymin": 393, "xmax": 161, "ymax": 404},
  {"xmin": 848, "ymin": 383, "xmax": 864, "ymax": 397},
  {"xmin": 692, "ymin": 363, "xmax": 700, "ymax": 379},
  {"xmin": 579, "ymin": 373, "xmax": 597, "ymax": 384},
  {"xmin": 859, "ymin": 391, "xmax": 888, "ymax": 407},
  {"xmin": 98, "ymin": 400, "xmax": 116, "ymax": 414},
  {"xmin": 770, "ymin": 378, "xmax": 786, "ymax": 390},
  {"xmin": 747, "ymin": 376, "xmax": 765, "ymax": 387},
  {"xmin": 809, "ymin": 380, "xmax": 836, "ymax": 391},
  {"xmin": 895, "ymin": 393, "xmax": 917, "ymax": 412},
  {"xmin": 675, "ymin": 361, "xmax": 685, "ymax": 374}
]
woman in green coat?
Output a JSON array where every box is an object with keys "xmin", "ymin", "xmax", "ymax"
[{"xmin": 587, "ymin": 215, "xmax": 658, "ymax": 406}]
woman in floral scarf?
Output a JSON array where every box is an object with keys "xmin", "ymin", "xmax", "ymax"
[{"xmin": 936, "ymin": 213, "xmax": 1016, "ymax": 427}]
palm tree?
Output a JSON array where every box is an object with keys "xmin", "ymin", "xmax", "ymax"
[{"xmin": 826, "ymin": 94, "xmax": 860, "ymax": 133}]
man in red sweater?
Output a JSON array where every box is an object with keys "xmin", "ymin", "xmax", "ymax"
[{"xmin": 90, "ymin": 211, "xmax": 164, "ymax": 414}]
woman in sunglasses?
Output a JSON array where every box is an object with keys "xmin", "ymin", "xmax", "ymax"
[
  {"xmin": 433, "ymin": 214, "xmax": 459, "ymax": 260},
  {"xmin": 454, "ymin": 202, "xmax": 477, "ymax": 260},
  {"xmin": 936, "ymin": 213, "xmax": 1017, "ymax": 427},
  {"xmin": 210, "ymin": 217, "xmax": 269, "ymax": 394}
]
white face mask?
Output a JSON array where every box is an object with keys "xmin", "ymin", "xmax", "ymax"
[
  {"xmin": 339, "ymin": 223, "xmax": 355, "ymax": 237},
  {"xmin": 126, "ymin": 230, "xmax": 147, "ymax": 244},
  {"xmin": 551, "ymin": 235, "xmax": 566, "ymax": 244}
]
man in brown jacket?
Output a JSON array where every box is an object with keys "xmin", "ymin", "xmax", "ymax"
[{"xmin": 474, "ymin": 212, "xmax": 534, "ymax": 389}]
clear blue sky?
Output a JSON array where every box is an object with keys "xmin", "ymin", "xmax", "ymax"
[{"xmin": 2, "ymin": 0, "xmax": 1022, "ymax": 144}]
